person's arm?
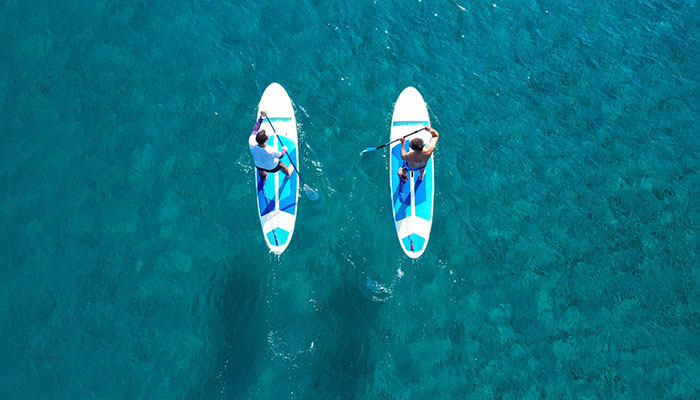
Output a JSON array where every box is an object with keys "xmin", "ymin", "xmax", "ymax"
[
  {"xmin": 278, "ymin": 146, "xmax": 288, "ymax": 158},
  {"xmin": 250, "ymin": 111, "xmax": 267, "ymax": 136},
  {"xmin": 400, "ymin": 136, "xmax": 408, "ymax": 160},
  {"xmin": 423, "ymin": 126, "xmax": 439, "ymax": 154}
]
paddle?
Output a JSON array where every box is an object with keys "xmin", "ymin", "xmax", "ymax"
[
  {"xmin": 359, "ymin": 126, "xmax": 427, "ymax": 155},
  {"xmin": 264, "ymin": 115, "xmax": 319, "ymax": 201}
]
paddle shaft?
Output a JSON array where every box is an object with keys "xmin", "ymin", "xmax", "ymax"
[
  {"xmin": 264, "ymin": 115, "xmax": 308, "ymax": 187},
  {"xmin": 372, "ymin": 127, "xmax": 426, "ymax": 151}
]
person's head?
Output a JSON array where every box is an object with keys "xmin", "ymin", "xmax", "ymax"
[
  {"xmin": 409, "ymin": 138, "xmax": 424, "ymax": 151},
  {"xmin": 256, "ymin": 129, "xmax": 268, "ymax": 145}
]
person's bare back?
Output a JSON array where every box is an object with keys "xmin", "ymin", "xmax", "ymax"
[{"xmin": 398, "ymin": 126, "xmax": 439, "ymax": 181}]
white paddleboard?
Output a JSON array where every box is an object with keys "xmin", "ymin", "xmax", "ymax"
[
  {"xmin": 389, "ymin": 87, "xmax": 434, "ymax": 258},
  {"xmin": 254, "ymin": 83, "xmax": 299, "ymax": 254}
]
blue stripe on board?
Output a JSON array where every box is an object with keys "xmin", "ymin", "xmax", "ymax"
[
  {"xmin": 277, "ymin": 138, "xmax": 297, "ymax": 215},
  {"xmin": 267, "ymin": 117, "xmax": 293, "ymax": 123},
  {"xmin": 391, "ymin": 142, "xmax": 411, "ymax": 220},
  {"xmin": 414, "ymin": 158, "xmax": 433, "ymax": 221},
  {"xmin": 392, "ymin": 120, "xmax": 428, "ymax": 127},
  {"xmin": 257, "ymin": 174, "xmax": 276, "ymax": 217}
]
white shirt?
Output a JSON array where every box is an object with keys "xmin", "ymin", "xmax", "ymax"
[{"xmin": 249, "ymin": 134, "xmax": 282, "ymax": 170}]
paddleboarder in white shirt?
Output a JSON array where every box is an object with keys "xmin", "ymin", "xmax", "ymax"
[
  {"xmin": 398, "ymin": 125, "xmax": 439, "ymax": 182},
  {"xmin": 249, "ymin": 110, "xmax": 293, "ymax": 180}
]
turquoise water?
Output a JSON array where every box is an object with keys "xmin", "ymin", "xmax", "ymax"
[{"xmin": 2, "ymin": 0, "xmax": 698, "ymax": 398}]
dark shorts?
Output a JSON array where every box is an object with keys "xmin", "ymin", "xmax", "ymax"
[{"xmin": 257, "ymin": 161, "xmax": 283, "ymax": 173}]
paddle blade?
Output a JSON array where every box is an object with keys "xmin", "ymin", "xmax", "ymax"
[
  {"xmin": 359, "ymin": 146, "xmax": 377, "ymax": 155},
  {"xmin": 303, "ymin": 184, "xmax": 319, "ymax": 201}
]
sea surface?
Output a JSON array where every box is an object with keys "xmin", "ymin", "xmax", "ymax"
[{"xmin": 1, "ymin": 0, "xmax": 698, "ymax": 398}]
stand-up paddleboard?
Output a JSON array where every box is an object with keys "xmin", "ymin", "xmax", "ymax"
[
  {"xmin": 254, "ymin": 83, "xmax": 299, "ymax": 254},
  {"xmin": 389, "ymin": 87, "xmax": 434, "ymax": 258}
]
